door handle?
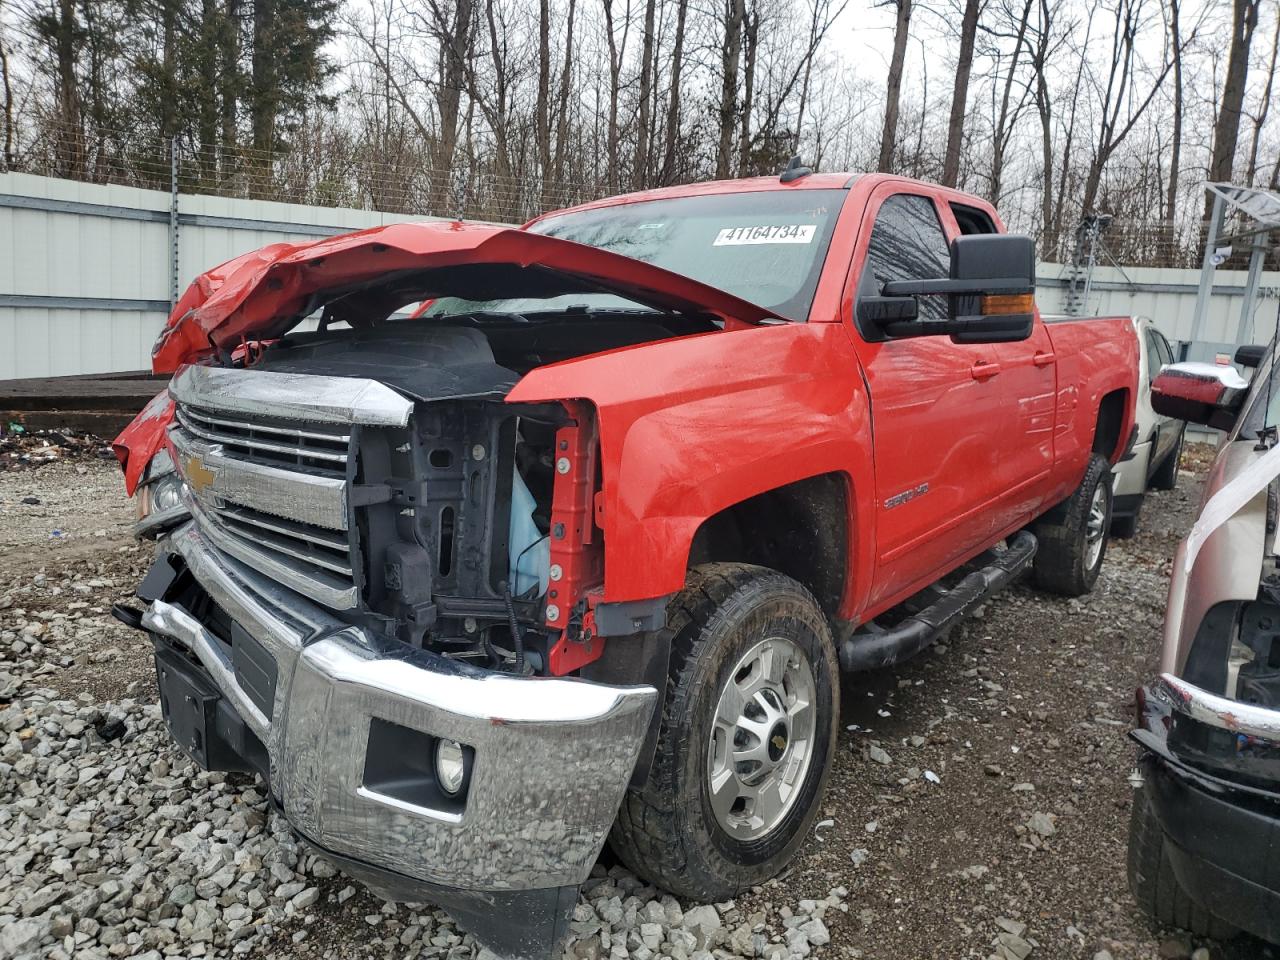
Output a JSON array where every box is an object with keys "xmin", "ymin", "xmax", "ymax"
[
  {"xmin": 1033, "ymin": 351, "xmax": 1055, "ymax": 367},
  {"xmin": 970, "ymin": 361, "xmax": 1002, "ymax": 380}
]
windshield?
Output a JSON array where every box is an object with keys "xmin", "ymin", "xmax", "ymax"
[
  {"xmin": 1239, "ymin": 343, "xmax": 1280, "ymax": 439},
  {"xmin": 423, "ymin": 189, "xmax": 846, "ymax": 322}
]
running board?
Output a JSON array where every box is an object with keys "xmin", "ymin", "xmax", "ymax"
[{"xmin": 838, "ymin": 530, "xmax": 1038, "ymax": 673}]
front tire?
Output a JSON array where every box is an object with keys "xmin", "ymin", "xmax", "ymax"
[
  {"xmin": 1128, "ymin": 783, "xmax": 1237, "ymax": 940},
  {"xmin": 609, "ymin": 563, "xmax": 839, "ymax": 901},
  {"xmin": 1031, "ymin": 453, "xmax": 1113, "ymax": 597}
]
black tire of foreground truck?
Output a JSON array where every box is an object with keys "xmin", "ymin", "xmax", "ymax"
[
  {"xmin": 609, "ymin": 563, "xmax": 839, "ymax": 901},
  {"xmin": 1127, "ymin": 784, "xmax": 1239, "ymax": 941},
  {"xmin": 1031, "ymin": 453, "xmax": 1113, "ymax": 597},
  {"xmin": 1149, "ymin": 427, "xmax": 1185, "ymax": 492}
]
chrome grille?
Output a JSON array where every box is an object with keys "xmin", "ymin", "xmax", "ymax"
[
  {"xmin": 175, "ymin": 405, "xmax": 350, "ymax": 478},
  {"xmin": 187, "ymin": 496, "xmax": 358, "ymax": 610},
  {"xmin": 168, "ymin": 366, "xmax": 413, "ymax": 613}
]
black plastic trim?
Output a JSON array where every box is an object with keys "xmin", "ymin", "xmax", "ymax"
[
  {"xmin": 593, "ymin": 595, "xmax": 670, "ymax": 636},
  {"xmin": 1139, "ymin": 749, "xmax": 1280, "ymax": 944},
  {"xmin": 285, "ymin": 826, "xmax": 580, "ymax": 960},
  {"xmin": 839, "ymin": 531, "xmax": 1037, "ymax": 672}
]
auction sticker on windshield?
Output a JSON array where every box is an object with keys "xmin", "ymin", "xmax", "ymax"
[{"xmin": 713, "ymin": 224, "xmax": 817, "ymax": 245}]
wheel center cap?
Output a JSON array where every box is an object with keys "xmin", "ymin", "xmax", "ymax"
[{"xmin": 767, "ymin": 722, "xmax": 789, "ymax": 763}]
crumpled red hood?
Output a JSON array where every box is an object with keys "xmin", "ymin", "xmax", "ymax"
[
  {"xmin": 113, "ymin": 389, "xmax": 175, "ymax": 495},
  {"xmin": 120, "ymin": 218, "xmax": 786, "ymax": 494},
  {"xmin": 150, "ymin": 220, "xmax": 785, "ymax": 371}
]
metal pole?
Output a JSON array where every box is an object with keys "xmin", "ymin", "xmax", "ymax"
[
  {"xmin": 1188, "ymin": 192, "xmax": 1225, "ymax": 356},
  {"xmin": 169, "ymin": 136, "xmax": 180, "ymax": 309},
  {"xmin": 1080, "ymin": 220, "xmax": 1100, "ymax": 314},
  {"xmin": 1235, "ymin": 237, "xmax": 1269, "ymax": 348}
]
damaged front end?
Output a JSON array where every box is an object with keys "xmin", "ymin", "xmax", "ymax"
[
  {"xmin": 125, "ymin": 356, "xmax": 657, "ymax": 958},
  {"xmin": 1132, "ymin": 427, "xmax": 1280, "ymax": 944},
  {"xmin": 109, "ymin": 220, "xmax": 797, "ymax": 957}
]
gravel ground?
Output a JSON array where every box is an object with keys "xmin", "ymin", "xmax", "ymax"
[{"xmin": 0, "ymin": 441, "xmax": 1273, "ymax": 960}]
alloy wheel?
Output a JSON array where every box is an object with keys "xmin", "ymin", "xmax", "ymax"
[{"xmin": 706, "ymin": 636, "xmax": 818, "ymax": 841}]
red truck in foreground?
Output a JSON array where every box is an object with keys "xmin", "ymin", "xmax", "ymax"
[{"xmin": 113, "ymin": 171, "xmax": 1138, "ymax": 957}]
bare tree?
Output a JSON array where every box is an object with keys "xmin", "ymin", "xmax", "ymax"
[
  {"xmin": 0, "ymin": 7, "xmax": 12, "ymax": 168},
  {"xmin": 552, "ymin": 0, "xmax": 577, "ymax": 182},
  {"xmin": 1078, "ymin": 0, "xmax": 1175, "ymax": 217},
  {"xmin": 633, "ymin": 0, "xmax": 656, "ymax": 186},
  {"xmin": 535, "ymin": 0, "xmax": 552, "ymax": 196},
  {"xmin": 1245, "ymin": 2, "xmax": 1279, "ymax": 186},
  {"xmin": 659, "ymin": 0, "xmax": 688, "ymax": 184},
  {"xmin": 737, "ymin": 1, "xmax": 760, "ymax": 174},
  {"xmin": 985, "ymin": 0, "xmax": 1032, "ymax": 204},
  {"xmin": 878, "ymin": 0, "xmax": 912, "ymax": 172},
  {"xmin": 1164, "ymin": 0, "xmax": 1183, "ymax": 222},
  {"xmin": 1207, "ymin": 0, "xmax": 1261, "ymax": 202},
  {"xmin": 716, "ymin": 0, "xmax": 745, "ymax": 178},
  {"xmin": 220, "ymin": 0, "xmax": 240, "ymax": 165},
  {"xmin": 438, "ymin": 0, "xmax": 476, "ymax": 177},
  {"xmin": 601, "ymin": 0, "xmax": 630, "ymax": 192},
  {"xmin": 942, "ymin": 0, "xmax": 982, "ymax": 186},
  {"xmin": 1028, "ymin": 0, "xmax": 1055, "ymax": 244}
]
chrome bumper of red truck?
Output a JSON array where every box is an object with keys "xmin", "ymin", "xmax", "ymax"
[{"xmin": 139, "ymin": 520, "xmax": 657, "ymax": 956}]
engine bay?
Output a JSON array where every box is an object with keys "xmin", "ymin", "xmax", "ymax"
[{"xmin": 233, "ymin": 316, "xmax": 700, "ymax": 672}]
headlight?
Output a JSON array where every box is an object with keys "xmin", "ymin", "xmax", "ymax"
[
  {"xmin": 435, "ymin": 739, "xmax": 467, "ymax": 796},
  {"xmin": 134, "ymin": 451, "xmax": 188, "ymax": 536}
]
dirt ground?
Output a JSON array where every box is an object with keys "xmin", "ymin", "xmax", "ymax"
[{"xmin": 0, "ymin": 437, "xmax": 1272, "ymax": 960}]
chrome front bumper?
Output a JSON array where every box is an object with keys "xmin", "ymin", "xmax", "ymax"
[
  {"xmin": 144, "ymin": 521, "xmax": 658, "ymax": 894},
  {"xmin": 1154, "ymin": 673, "xmax": 1280, "ymax": 741}
]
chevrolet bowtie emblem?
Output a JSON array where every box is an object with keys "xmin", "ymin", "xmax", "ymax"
[{"xmin": 183, "ymin": 454, "xmax": 218, "ymax": 495}]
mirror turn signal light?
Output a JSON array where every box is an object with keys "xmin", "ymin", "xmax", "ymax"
[{"xmin": 979, "ymin": 293, "xmax": 1035, "ymax": 315}]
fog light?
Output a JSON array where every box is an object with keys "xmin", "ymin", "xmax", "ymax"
[{"xmin": 435, "ymin": 739, "xmax": 466, "ymax": 796}]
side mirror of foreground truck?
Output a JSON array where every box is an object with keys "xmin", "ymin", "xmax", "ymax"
[{"xmin": 865, "ymin": 233, "xmax": 1038, "ymax": 345}]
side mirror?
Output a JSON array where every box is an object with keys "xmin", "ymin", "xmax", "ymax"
[
  {"xmin": 867, "ymin": 234, "xmax": 1036, "ymax": 344},
  {"xmin": 1235, "ymin": 344, "xmax": 1267, "ymax": 369},
  {"xmin": 1151, "ymin": 362, "xmax": 1251, "ymax": 430}
]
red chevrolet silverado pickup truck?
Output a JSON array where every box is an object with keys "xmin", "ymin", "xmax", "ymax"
[{"xmin": 113, "ymin": 171, "xmax": 1138, "ymax": 957}]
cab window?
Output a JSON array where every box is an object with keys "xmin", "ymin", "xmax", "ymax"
[
  {"xmin": 950, "ymin": 203, "xmax": 997, "ymax": 236},
  {"xmin": 862, "ymin": 195, "xmax": 950, "ymax": 321}
]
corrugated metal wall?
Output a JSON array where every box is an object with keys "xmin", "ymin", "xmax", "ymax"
[
  {"xmin": 3, "ymin": 171, "xmax": 1278, "ymax": 380},
  {"xmin": 1036, "ymin": 263, "xmax": 1280, "ymax": 348},
  {"xmin": 0, "ymin": 172, "xmax": 445, "ymax": 379}
]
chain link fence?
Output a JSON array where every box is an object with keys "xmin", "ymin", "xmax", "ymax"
[
  {"xmin": 5, "ymin": 123, "xmax": 611, "ymax": 225},
  {"xmin": 6, "ymin": 122, "xmax": 1259, "ymax": 269}
]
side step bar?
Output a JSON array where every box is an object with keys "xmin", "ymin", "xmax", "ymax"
[{"xmin": 838, "ymin": 530, "xmax": 1038, "ymax": 673}]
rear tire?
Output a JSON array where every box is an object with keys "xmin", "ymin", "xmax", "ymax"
[
  {"xmin": 1031, "ymin": 453, "xmax": 1113, "ymax": 597},
  {"xmin": 1128, "ymin": 783, "xmax": 1238, "ymax": 940},
  {"xmin": 1150, "ymin": 428, "xmax": 1185, "ymax": 491},
  {"xmin": 609, "ymin": 563, "xmax": 839, "ymax": 901}
]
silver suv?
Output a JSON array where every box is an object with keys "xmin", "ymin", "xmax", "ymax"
[{"xmin": 1128, "ymin": 343, "xmax": 1280, "ymax": 944}]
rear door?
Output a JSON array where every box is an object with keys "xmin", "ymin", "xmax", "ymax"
[
  {"xmin": 847, "ymin": 187, "xmax": 1018, "ymax": 609},
  {"xmin": 943, "ymin": 200, "xmax": 1057, "ymax": 532}
]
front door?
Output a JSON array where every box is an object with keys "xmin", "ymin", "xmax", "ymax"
[{"xmin": 847, "ymin": 188, "xmax": 1023, "ymax": 610}]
